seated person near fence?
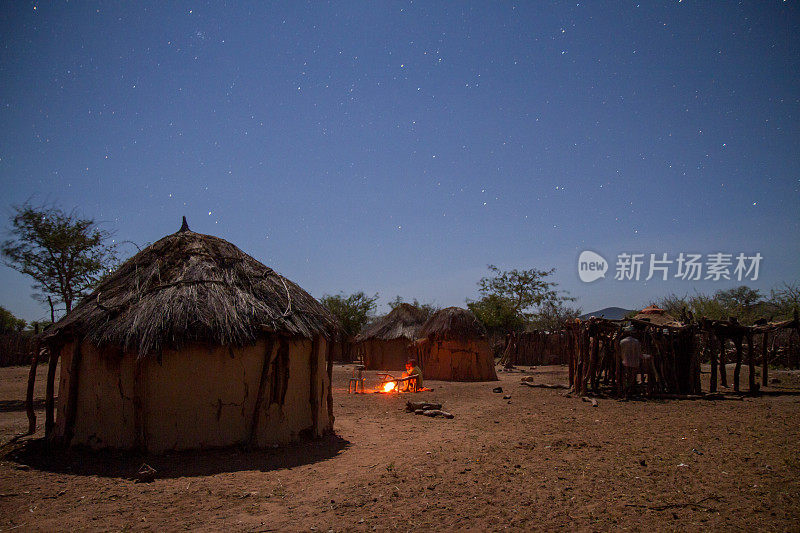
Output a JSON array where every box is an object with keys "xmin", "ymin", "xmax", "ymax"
[{"xmin": 401, "ymin": 360, "xmax": 423, "ymax": 391}]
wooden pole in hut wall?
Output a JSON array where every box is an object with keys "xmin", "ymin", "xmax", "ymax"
[
  {"xmin": 133, "ymin": 357, "xmax": 146, "ymax": 450},
  {"xmin": 326, "ymin": 336, "xmax": 335, "ymax": 429},
  {"xmin": 761, "ymin": 331, "xmax": 769, "ymax": 387},
  {"xmin": 249, "ymin": 337, "xmax": 276, "ymax": 447},
  {"xmin": 62, "ymin": 340, "xmax": 84, "ymax": 445},
  {"xmin": 308, "ymin": 337, "xmax": 320, "ymax": 435}
]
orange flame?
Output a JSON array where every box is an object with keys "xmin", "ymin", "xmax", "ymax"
[{"xmin": 382, "ymin": 381, "xmax": 396, "ymax": 393}]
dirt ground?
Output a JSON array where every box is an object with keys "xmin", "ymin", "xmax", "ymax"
[{"xmin": 1, "ymin": 362, "xmax": 799, "ymax": 532}]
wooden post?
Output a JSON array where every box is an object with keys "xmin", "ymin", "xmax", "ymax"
[
  {"xmin": 575, "ymin": 331, "xmax": 580, "ymax": 391},
  {"xmin": 249, "ymin": 337, "xmax": 276, "ymax": 446},
  {"xmin": 588, "ymin": 333, "xmax": 599, "ymax": 392},
  {"xmin": 709, "ymin": 334, "xmax": 718, "ymax": 393},
  {"xmin": 747, "ymin": 332, "xmax": 756, "ymax": 392},
  {"xmin": 25, "ymin": 340, "xmax": 42, "ymax": 435},
  {"xmin": 719, "ymin": 335, "xmax": 728, "ymax": 388},
  {"xmin": 614, "ymin": 333, "xmax": 622, "ymax": 398},
  {"xmin": 691, "ymin": 329, "xmax": 701, "ymax": 394},
  {"xmin": 580, "ymin": 327, "xmax": 591, "ymax": 395},
  {"xmin": 568, "ymin": 330, "xmax": 575, "ymax": 387},
  {"xmin": 761, "ymin": 331, "xmax": 769, "ymax": 387},
  {"xmin": 732, "ymin": 335, "xmax": 743, "ymax": 393},
  {"xmin": 308, "ymin": 336, "xmax": 320, "ymax": 436},
  {"xmin": 63, "ymin": 341, "xmax": 84, "ymax": 445},
  {"xmin": 326, "ymin": 336, "xmax": 335, "ymax": 429},
  {"xmin": 44, "ymin": 343, "xmax": 60, "ymax": 441}
]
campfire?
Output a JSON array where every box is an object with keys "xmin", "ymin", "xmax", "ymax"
[
  {"xmin": 376, "ymin": 373, "xmax": 422, "ymax": 393},
  {"xmin": 347, "ymin": 371, "xmax": 427, "ymax": 394}
]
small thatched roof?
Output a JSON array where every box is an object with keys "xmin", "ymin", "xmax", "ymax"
[
  {"xmin": 632, "ymin": 306, "xmax": 683, "ymax": 328},
  {"xmin": 356, "ymin": 303, "xmax": 428, "ymax": 342},
  {"xmin": 44, "ymin": 222, "xmax": 337, "ymax": 356},
  {"xmin": 419, "ymin": 307, "xmax": 486, "ymax": 341}
]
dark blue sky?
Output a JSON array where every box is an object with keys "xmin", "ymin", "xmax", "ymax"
[{"xmin": 1, "ymin": 1, "xmax": 798, "ymax": 321}]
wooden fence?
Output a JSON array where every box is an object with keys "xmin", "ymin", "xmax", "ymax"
[{"xmin": 0, "ymin": 333, "xmax": 37, "ymax": 367}]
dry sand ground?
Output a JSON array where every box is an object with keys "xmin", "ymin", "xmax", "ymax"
[{"xmin": 1, "ymin": 362, "xmax": 799, "ymax": 532}]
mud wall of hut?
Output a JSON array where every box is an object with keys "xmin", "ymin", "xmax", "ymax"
[
  {"xmin": 360, "ymin": 338, "xmax": 411, "ymax": 371},
  {"xmin": 415, "ymin": 338, "xmax": 498, "ymax": 381},
  {"xmin": 54, "ymin": 336, "xmax": 332, "ymax": 452}
]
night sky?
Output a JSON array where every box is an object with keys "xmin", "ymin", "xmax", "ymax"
[{"xmin": 1, "ymin": 1, "xmax": 798, "ymax": 322}]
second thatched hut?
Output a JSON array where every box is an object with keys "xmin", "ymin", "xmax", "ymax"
[
  {"xmin": 413, "ymin": 307, "xmax": 498, "ymax": 381},
  {"xmin": 355, "ymin": 303, "xmax": 428, "ymax": 370}
]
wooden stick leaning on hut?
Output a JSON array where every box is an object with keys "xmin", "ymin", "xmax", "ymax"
[
  {"xmin": 44, "ymin": 342, "xmax": 60, "ymax": 442},
  {"xmin": 249, "ymin": 337, "xmax": 277, "ymax": 447},
  {"xmin": 25, "ymin": 340, "xmax": 41, "ymax": 435}
]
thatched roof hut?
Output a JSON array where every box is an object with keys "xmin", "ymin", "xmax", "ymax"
[
  {"xmin": 355, "ymin": 303, "xmax": 428, "ymax": 370},
  {"xmin": 632, "ymin": 305, "xmax": 683, "ymax": 328},
  {"xmin": 45, "ymin": 223, "xmax": 335, "ymax": 354},
  {"xmin": 41, "ymin": 220, "xmax": 337, "ymax": 452},
  {"xmin": 358, "ymin": 303, "xmax": 428, "ymax": 342},
  {"xmin": 414, "ymin": 307, "xmax": 497, "ymax": 381},
  {"xmin": 418, "ymin": 306, "xmax": 488, "ymax": 341}
]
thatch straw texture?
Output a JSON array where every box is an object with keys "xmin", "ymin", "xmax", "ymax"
[
  {"xmin": 419, "ymin": 307, "xmax": 487, "ymax": 341},
  {"xmin": 357, "ymin": 303, "xmax": 428, "ymax": 342},
  {"xmin": 44, "ymin": 227, "xmax": 336, "ymax": 355}
]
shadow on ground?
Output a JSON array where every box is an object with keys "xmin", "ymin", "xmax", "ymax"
[
  {"xmin": 0, "ymin": 399, "xmax": 48, "ymax": 412},
  {"xmin": 3, "ymin": 433, "xmax": 350, "ymax": 480}
]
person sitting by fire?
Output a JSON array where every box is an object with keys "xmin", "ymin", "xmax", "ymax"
[{"xmin": 401, "ymin": 359, "xmax": 423, "ymax": 392}]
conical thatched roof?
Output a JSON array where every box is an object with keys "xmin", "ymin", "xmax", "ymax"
[
  {"xmin": 44, "ymin": 223, "xmax": 337, "ymax": 356},
  {"xmin": 357, "ymin": 303, "xmax": 428, "ymax": 342},
  {"xmin": 419, "ymin": 307, "xmax": 486, "ymax": 341}
]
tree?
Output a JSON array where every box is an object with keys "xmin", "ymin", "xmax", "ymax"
[
  {"xmin": 476, "ymin": 264, "xmax": 572, "ymax": 314},
  {"xmin": 713, "ymin": 286, "xmax": 763, "ymax": 319},
  {"xmin": 654, "ymin": 286, "xmax": 777, "ymax": 325},
  {"xmin": 470, "ymin": 265, "xmax": 574, "ymax": 333},
  {"xmin": 1, "ymin": 203, "xmax": 117, "ymax": 316},
  {"xmin": 0, "ymin": 306, "xmax": 26, "ymax": 334},
  {"xmin": 27, "ymin": 320, "xmax": 53, "ymax": 334},
  {"xmin": 320, "ymin": 291, "xmax": 379, "ymax": 339},
  {"xmin": 769, "ymin": 282, "xmax": 800, "ymax": 320},
  {"xmin": 387, "ymin": 295, "xmax": 439, "ymax": 320},
  {"xmin": 654, "ymin": 293, "xmax": 690, "ymax": 319},
  {"xmin": 467, "ymin": 294, "xmax": 527, "ymax": 334},
  {"xmin": 528, "ymin": 300, "xmax": 583, "ymax": 331}
]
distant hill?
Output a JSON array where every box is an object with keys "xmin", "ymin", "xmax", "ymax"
[{"xmin": 579, "ymin": 307, "xmax": 634, "ymax": 320}]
